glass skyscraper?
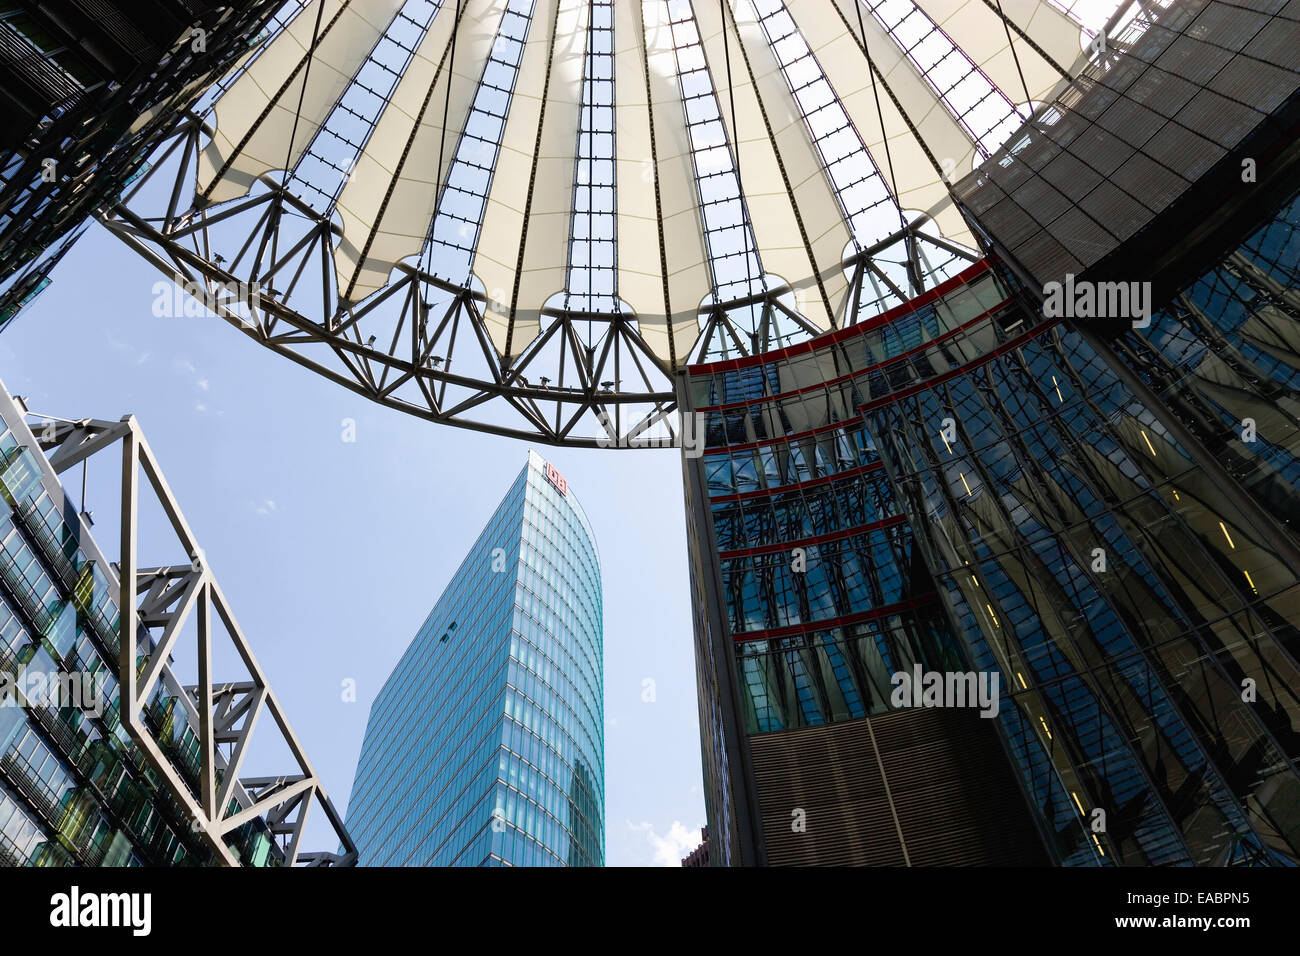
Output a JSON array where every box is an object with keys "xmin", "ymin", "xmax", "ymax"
[
  {"xmin": 346, "ymin": 451, "xmax": 604, "ymax": 866},
  {"xmin": 683, "ymin": 214, "xmax": 1300, "ymax": 865}
]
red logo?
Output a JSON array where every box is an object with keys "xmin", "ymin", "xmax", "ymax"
[{"xmin": 545, "ymin": 461, "xmax": 568, "ymax": 496}]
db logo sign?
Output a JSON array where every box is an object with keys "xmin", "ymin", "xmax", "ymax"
[{"xmin": 545, "ymin": 461, "xmax": 568, "ymax": 496}]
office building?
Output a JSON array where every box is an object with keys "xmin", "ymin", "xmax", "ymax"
[
  {"xmin": 346, "ymin": 451, "xmax": 604, "ymax": 866},
  {"xmin": 0, "ymin": 378, "xmax": 354, "ymax": 866}
]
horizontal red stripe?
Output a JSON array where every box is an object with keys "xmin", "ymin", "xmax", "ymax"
[
  {"xmin": 858, "ymin": 319, "xmax": 1060, "ymax": 413},
  {"xmin": 689, "ymin": 259, "xmax": 991, "ymax": 375},
  {"xmin": 694, "ymin": 292, "xmax": 1019, "ymax": 414},
  {"xmin": 707, "ymin": 461, "xmax": 884, "ymax": 504},
  {"xmin": 718, "ymin": 514, "xmax": 907, "ymax": 559},
  {"xmin": 705, "ymin": 416, "xmax": 868, "ymax": 456},
  {"xmin": 731, "ymin": 595, "xmax": 943, "ymax": 644}
]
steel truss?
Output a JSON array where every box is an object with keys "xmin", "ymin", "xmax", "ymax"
[
  {"xmin": 100, "ymin": 111, "xmax": 975, "ymax": 448},
  {"xmin": 34, "ymin": 412, "xmax": 356, "ymax": 866}
]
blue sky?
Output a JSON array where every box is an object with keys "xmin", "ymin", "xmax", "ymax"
[{"xmin": 0, "ymin": 221, "xmax": 704, "ymax": 867}]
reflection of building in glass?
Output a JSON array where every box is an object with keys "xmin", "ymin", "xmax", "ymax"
[
  {"xmin": 682, "ymin": 263, "xmax": 1055, "ymax": 866},
  {"xmin": 346, "ymin": 452, "xmax": 604, "ymax": 866}
]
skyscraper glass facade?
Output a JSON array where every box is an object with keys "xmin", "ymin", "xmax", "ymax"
[
  {"xmin": 346, "ymin": 451, "xmax": 604, "ymax": 866},
  {"xmin": 682, "ymin": 263, "xmax": 1058, "ymax": 865},
  {"xmin": 867, "ymin": 246, "xmax": 1300, "ymax": 867}
]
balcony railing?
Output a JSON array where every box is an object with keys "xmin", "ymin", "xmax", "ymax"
[
  {"xmin": 14, "ymin": 499, "xmax": 79, "ymax": 591},
  {"xmin": 0, "ymin": 553, "xmax": 58, "ymax": 635},
  {"xmin": 28, "ymin": 702, "xmax": 91, "ymax": 771},
  {"xmin": 0, "ymin": 746, "xmax": 112, "ymax": 866},
  {"xmin": 0, "ymin": 640, "xmax": 23, "ymax": 677},
  {"xmin": 0, "ymin": 826, "xmax": 31, "ymax": 867},
  {"xmin": 147, "ymin": 696, "xmax": 202, "ymax": 790},
  {"xmin": 28, "ymin": 840, "xmax": 75, "ymax": 867},
  {"xmin": 11, "ymin": 493, "xmax": 120, "ymax": 660},
  {"xmin": 0, "ymin": 749, "xmax": 62, "ymax": 825}
]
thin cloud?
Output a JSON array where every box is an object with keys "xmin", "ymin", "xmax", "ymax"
[{"xmin": 627, "ymin": 820, "xmax": 700, "ymax": 867}]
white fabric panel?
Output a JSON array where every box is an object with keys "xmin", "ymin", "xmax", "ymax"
[
  {"xmin": 198, "ymin": 0, "xmax": 403, "ymax": 204},
  {"xmin": 910, "ymin": 0, "xmax": 1086, "ymax": 104},
  {"xmin": 612, "ymin": 0, "xmax": 688, "ymax": 364},
  {"xmin": 699, "ymin": 0, "xmax": 851, "ymax": 330},
  {"xmin": 509, "ymin": 0, "xmax": 587, "ymax": 356},
  {"xmin": 617, "ymin": 0, "xmax": 712, "ymax": 364},
  {"xmin": 803, "ymin": 0, "xmax": 979, "ymax": 249},
  {"xmin": 334, "ymin": 0, "xmax": 507, "ymax": 302},
  {"xmin": 475, "ymin": 0, "xmax": 569, "ymax": 357},
  {"xmin": 611, "ymin": 1, "xmax": 658, "ymax": 314}
]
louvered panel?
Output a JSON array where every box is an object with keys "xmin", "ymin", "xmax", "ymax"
[
  {"xmin": 873, "ymin": 708, "xmax": 1049, "ymax": 865},
  {"xmin": 749, "ymin": 706, "xmax": 1048, "ymax": 866},
  {"xmin": 751, "ymin": 718, "xmax": 906, "ymax": 866}
]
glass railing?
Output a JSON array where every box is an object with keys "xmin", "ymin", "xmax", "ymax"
[
  {"xmin": 29, "ymin": 839, "xmax": 76, "ymax": 867},
  {"xmin": 14, "ymin": 499, "xmax": 80, "ymax": 589},
  {"xmin": 28, "ymin": 704, "xmax": 89, "ymax": 770},
  {"xmin": 0, "ymin": 748, "xmax": 64, "ymax": 835},
  {"xmin": 10, "ymin": 496, "xmax": 121, "ymax": 659},
  {"xmin": 9, "ymin": 667, "xmax": 201, "ymax": 866},
  {"xmin": 0, "ymin": 640, "xmax": 24, "ymax": 676},
  {"xmin": 147, "ymin": 696, "xmax": 202, "ymax": 789},
  {"xmin": 0, "ymin": 555, "xmax": 59, "ymax": 635},
  {"xmin": 0, "ymin": 826, "xmax": 32, "ymax": 867},
  {"xmin": 55, "ymin": 790, "xmax": 108, "ymax": 866},
  {"xmin": 227, "ymin": 818, "xmax": 277, "ymax": 867},
  {"xmin": 81, "ymin": 600, "xmax": 118, "ymax": 661},
  {"xmin": 0, "ymin": 446, "xmax": 40, "ymax": 506}
]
